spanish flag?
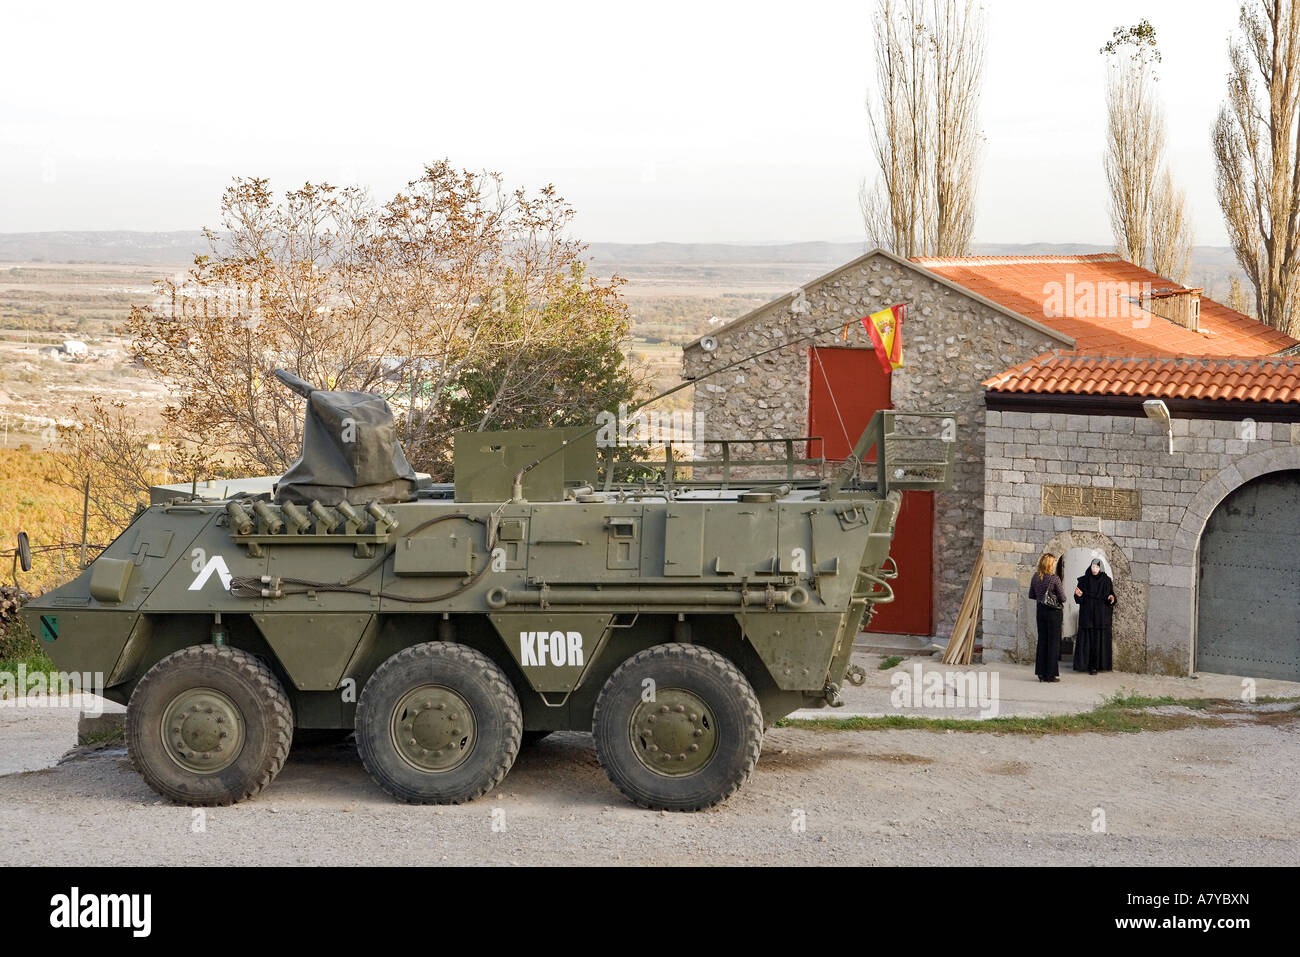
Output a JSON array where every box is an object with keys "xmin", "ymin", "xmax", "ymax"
[{"xmin": 862, "ymin": 304, "xmax": 904, "ymax": 374}]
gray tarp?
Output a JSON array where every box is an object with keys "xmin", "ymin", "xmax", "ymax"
[{"xmin": 272, "ymin": 370, "xmax": 417, "ymax": 506}]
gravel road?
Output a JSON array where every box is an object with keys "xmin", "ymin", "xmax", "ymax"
[{"xmin": 1, "ymin": 707, "xmax": 1295, "ymax": 866}]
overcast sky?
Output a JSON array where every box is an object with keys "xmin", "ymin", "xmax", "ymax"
[{"xmin": 0, "ymin": 0, "xmax": 1245, "ymax": 245}]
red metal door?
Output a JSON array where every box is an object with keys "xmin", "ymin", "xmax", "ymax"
[
  {"xmin": 866, "ymin": 490, "xmax": 933, "ymax": 635},
  {"xmin": 807, "ymin": 347, "xmax": 890, "ymax": 461},
  {"xmin": 807, "ymin": 346, "xmax": 934, "ymax": 636}
]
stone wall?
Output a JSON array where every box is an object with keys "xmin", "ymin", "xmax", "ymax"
[
  {"xmin": 981, "ymin": 409, "xmax": 1300, "ymax": 674},
  {"xmin": 683, "ymin": 251, "xmax": 1062, "ymax": 637}
]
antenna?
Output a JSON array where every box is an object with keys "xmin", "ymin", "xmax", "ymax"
[{"xmin": 509, "ymin": 317, "xmax": 866, "ymax": 501}]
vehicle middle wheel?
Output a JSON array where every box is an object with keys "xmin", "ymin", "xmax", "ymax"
[{"xmin": 355, "ymin": 641, "xmax": 522, "ymax": 804}]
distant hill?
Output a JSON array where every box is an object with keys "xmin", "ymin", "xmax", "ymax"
[
  {"xmin": 0, "ymin": 231, "xmax": 1248, "ymax": 304},
  {"xmin": 0, "ymin": 233, "xmax": 872, "ymax": 270},
  {"xmin": 586, "ymin": 241, "xmax": 870, "ymax": 265},
  {"xmin": 0, "ymin": 231, "xmax": 206, "ymax": 266}
]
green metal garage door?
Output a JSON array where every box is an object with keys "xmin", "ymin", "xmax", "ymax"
[{"xmin": 1196, "ymin": 470, "xmax": 1300, "ymax": 681}]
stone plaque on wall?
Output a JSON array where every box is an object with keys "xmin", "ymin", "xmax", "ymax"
[{"xmin": 1041, "ymin": 484, "xmax": 1141, "ymax": 521}]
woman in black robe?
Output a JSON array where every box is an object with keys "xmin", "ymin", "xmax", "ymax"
[{"xmin": 1073, "ymin": 559, "xmax": 1117, "ymax": 674}]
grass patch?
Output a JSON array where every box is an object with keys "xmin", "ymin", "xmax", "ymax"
[
  {"xmin": 0, "ymin": 647, "xmax": 73, "ymax": 698},
  {"xmin": 777, "ymin": 692, "xmax": 1300, "ymax": 736},
  {"xmin": 0, "ymin": 646, "xmax": 57, "ymax": 674},
  {"xmin": 79, "ymin": 725, "xmax": 125, "ymax": 746},
  {"xmin": 878, "ymin": 655, "xmax": 904, "ymax": 670},
  {"xmin": 1097, "ymin": 691, "xmax": 1213, "ymax": 710},
  {"xmin": 0, "ymin": 647, "xmax": 56, "ymax": 674}
]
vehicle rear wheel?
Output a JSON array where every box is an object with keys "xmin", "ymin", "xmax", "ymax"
[
  {"xmin": 592, "ymin": 643, "xmax": 763, "ymax": 811},
  {"xmin": 355, "ymin": 642, "xmax": 522, "ymax": 804},
  {"xmin": 125, "ymin": 644, "xmax": 293, "ymax": 806}
]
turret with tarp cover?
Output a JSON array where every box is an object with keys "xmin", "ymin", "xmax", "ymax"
[{"xmin": 272, "ymin": 369, "xmax": 417, "ymax": 506}]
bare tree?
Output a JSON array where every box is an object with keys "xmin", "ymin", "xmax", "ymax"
[
  {"xmin": 931, "ymin": 0, "xmax": 985, "ymax": 256},
  {"xmin": 863, "ymin": 0, "xmax": 931, "ymax": 257},
  {"xmin": 1149, "ymin": 169, "xmax": 1194, "ymax": 283},
  {"xmin": 48, "ymin": 397, "xmax": 198, "ymax": 531},
  {"xmin": 1102, "ymin": 26, "xmax": 1162, "ymax": 268},
  {"xmin": 1100, "ymin": 20, "xmax": 1193, "ymax": 281},
  {"xmin": 862, "ymin": 0, "xmax": 985, "ymax": 258},
  {"xmin": 129, "ymin": 163, "xmax": 642, "ymax": 480},
  {"xmin": 1228, "ymin": 274, "xmax": 1254, "ymax": 316},
  {"xmin": 130, "ymin": 180, "xmax": 400, "ymax": 476},
  {"xmin": 1212, "ymin": 0, "xmax": 1300, "ymax": 337}
]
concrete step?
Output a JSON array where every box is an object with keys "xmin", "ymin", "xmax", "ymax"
[{"xmin": 855, "ymin": 631, "xmax": 942, "ymax": 657}]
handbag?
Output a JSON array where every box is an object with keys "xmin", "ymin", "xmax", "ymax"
[{"xmin": 1039, "ymin": 579, "xmax": 1062, "ymax": 610}]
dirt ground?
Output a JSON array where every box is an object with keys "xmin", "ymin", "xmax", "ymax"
[{"xmin": 2, "ymin": 698, "xmax": 1296, "ymax": 866}]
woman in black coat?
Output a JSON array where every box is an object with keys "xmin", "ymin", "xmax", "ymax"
[
  {"xmin": 1073, "ymin": 558, "xmax": 1117, "ymax": 674},
  {"xmin": 1028, "ymin": 553, "xmax": 1066, "ymax": 682}
]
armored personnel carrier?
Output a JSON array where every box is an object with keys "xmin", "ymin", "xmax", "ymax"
[{"xmin": 21, "ymin": 369, "xmax": 954, "ymax": 811}]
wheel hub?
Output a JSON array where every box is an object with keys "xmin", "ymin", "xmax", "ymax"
[
  {"xmin": 161, "ymin": 687, "xmax": 245, "ymax": 774},
  {"xmin": 629, "ymin": 688, "xmax": 718, "ymax": 777},
  {"xmin": 391, "ymin": 685, "xmax": 477, "ymax": 772}
]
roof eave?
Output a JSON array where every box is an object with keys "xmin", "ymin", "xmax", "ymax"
[
  {"xmin": 985, "ymin": 389, "xmax": 1300, "ymax": 421},
  {"xmin": 681, "ymin": 247, "xmax": 1076, "ymax": 354}
]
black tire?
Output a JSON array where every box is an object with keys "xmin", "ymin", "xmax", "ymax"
[
  {"xmin": 355, "ymin": 642, "xmax": 521, "ymax": 804},
  {"xmin": 593, "ymin": 643, "xmax": 763, "ymax": 811},
  {"xmin": 125, "ymin": 645, "xmax": 292, "ymax": 806},
  {"xmin": 521, "ymin": 730, "xmax": 553, "ymax": 747}
]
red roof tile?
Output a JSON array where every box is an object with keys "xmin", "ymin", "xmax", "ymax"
[
  {"xmin": 984, "ymin": 353, "xmax": 1300, "ymax": 403},
  {"xmin": 912, "ymin": 254, "xmax": 1297, "ymax": 358}
]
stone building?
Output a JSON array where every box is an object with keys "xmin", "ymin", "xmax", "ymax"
[
  {"xmin": 681, "ymin": 251, "xmax": 1297, "ymax": 656},
  {"xmin": 981, "ymin": 354, "xmax": 1300, "ymax": 680},
  {"xmin": 682, "ymin": 249, "xmax": 1069, "ymax": 639}
]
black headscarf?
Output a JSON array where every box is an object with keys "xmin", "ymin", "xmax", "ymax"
[{"xmin": 1077, "ymin": 565, "xmax": 1112, "ymax": 599}]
